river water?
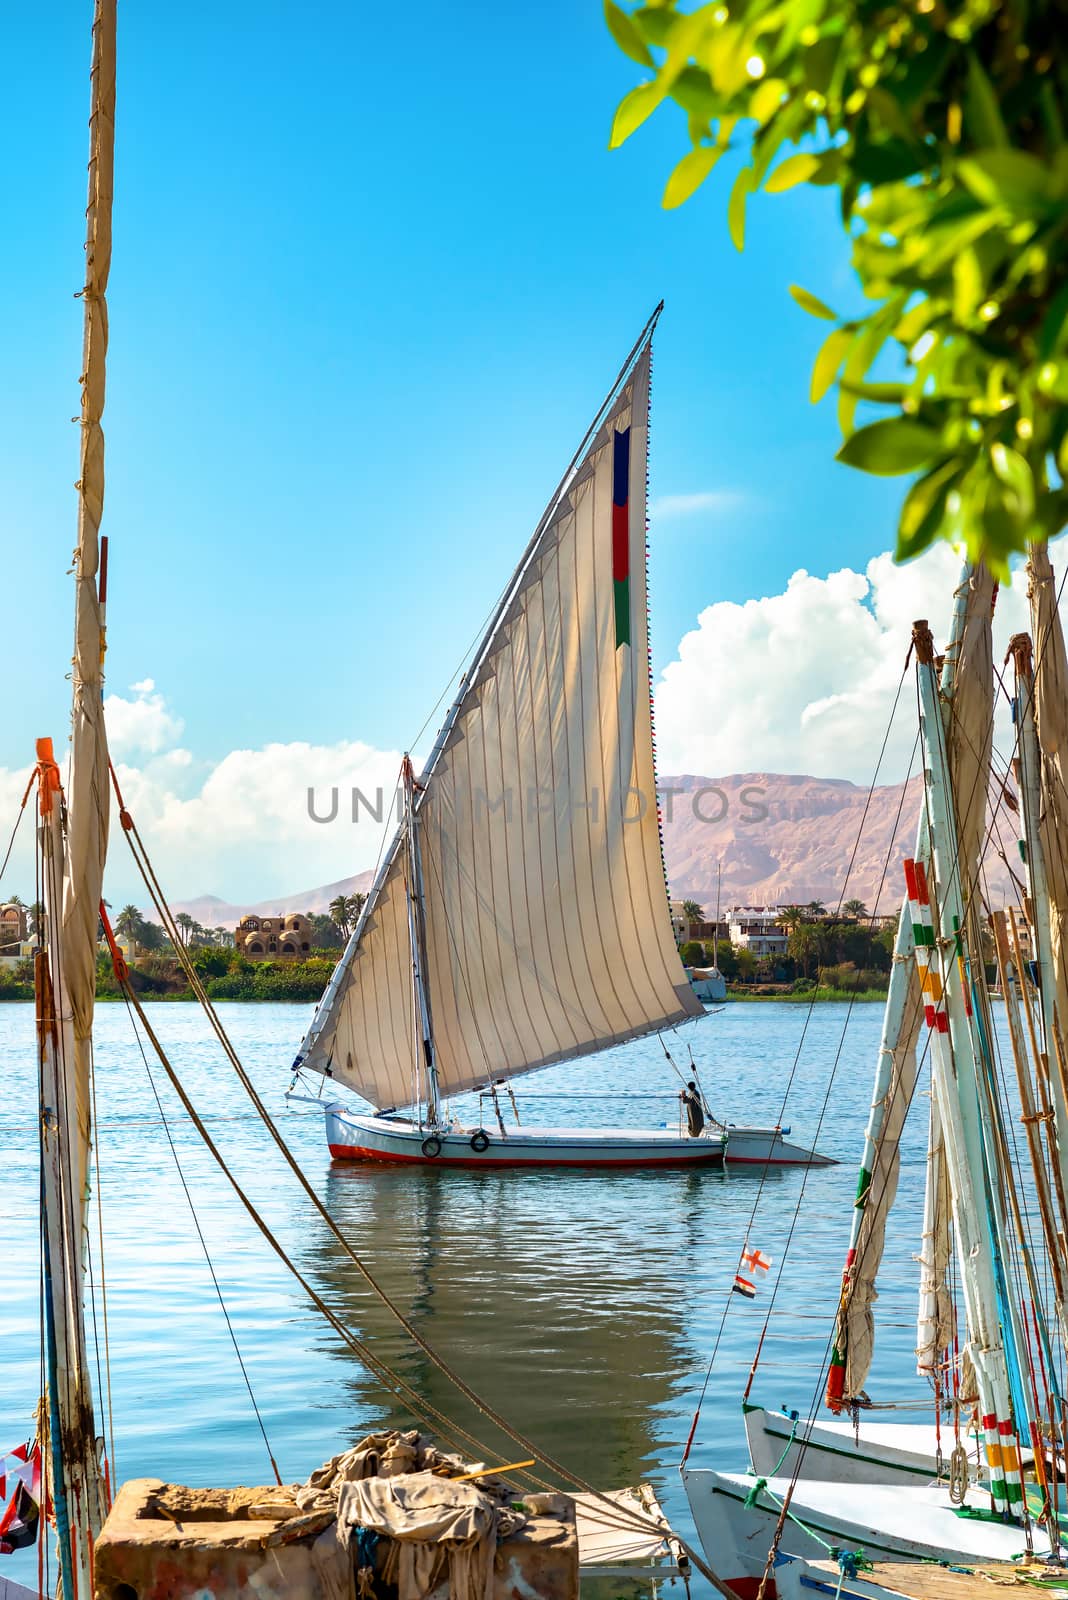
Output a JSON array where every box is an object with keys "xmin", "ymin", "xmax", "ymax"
[{"xmin": 1, "ymin": 999, "xmax": 936, "ymax": 1594}]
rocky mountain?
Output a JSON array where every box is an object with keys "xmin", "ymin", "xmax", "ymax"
[
  {"xmin": 161, "ymin": 770, "xmax": 1019, "ymax": 929},
  {"xmin": 658, "ymin": 772, "xmax": 1016, "ymax": 913}
]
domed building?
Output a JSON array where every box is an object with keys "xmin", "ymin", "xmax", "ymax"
[{"xmin": 234, "ymin": 912, "xmax": 313, "ymax": 960}]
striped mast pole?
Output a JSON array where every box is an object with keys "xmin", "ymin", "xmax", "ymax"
[
  {"xmin": 912, "ymin": 617, "xmax": 1029, "ymax": 1520},
  {"xmin": 826, "ymin": 564, "xmax": 976, "ymax": 1413}
]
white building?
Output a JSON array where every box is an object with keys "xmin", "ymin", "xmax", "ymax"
[{"xmin": 726, "ymin": 906, "xmax": 789, "ymax": 956}]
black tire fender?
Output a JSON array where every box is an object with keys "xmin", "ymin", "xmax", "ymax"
[
  {"xmin": 421, "ymin": 1136, "xmax": 442, "ymax": 1158},
  {"xmin": 470, "ymin": 1129, "xmax": 491, "ymax": 1153}
]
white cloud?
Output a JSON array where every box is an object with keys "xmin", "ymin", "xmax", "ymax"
[
  {"xmin": 105, "ymin": 681, "xmax": 185, "ymax": 755},
  {"xmin": 654, "ymin": 545, "xmax": 1034, "ymax": 784},
  {"xmin": 650, "ymin": 490, "xmax": 744, "ymax": 520}
]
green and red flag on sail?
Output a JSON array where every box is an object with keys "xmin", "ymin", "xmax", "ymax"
[{"xmin": 612, "ymin": 426, "xmax": 631, "ymax": 649}]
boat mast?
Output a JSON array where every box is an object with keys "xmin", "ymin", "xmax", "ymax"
[
  {"xmin": 401, "ymin": 754, "xmax": 441, "ymax": 1127},
  {"xmin": 36, "ymin": 745, "xmax": 106, "ymax": 1600},
  {"xmin": 912, "ymin": 618, "xmax": 1029, "ymax": 1516}
]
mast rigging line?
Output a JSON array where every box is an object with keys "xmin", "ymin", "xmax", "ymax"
[
  {"xmin": 106, "ymin": 767, "xmax": 732, "ymax": 1591},
  {"xmin": 120, "ymin": 988, "xmax": 283, "ymax": 1486},
  {"xmin": 682, "ymin": 658, "xmax": 917, "ymax": 1460}
]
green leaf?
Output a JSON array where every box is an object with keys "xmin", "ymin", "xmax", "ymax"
[
  {"xmin": 838, "ymin": 381, "xmax": 908, "ymax": 404},
  {"xmin": 965, "ymin": 53, "xmax": 1008, "ymax": 148},
  {"xmin": 605, "ymin": 1, "xmax": 655, "ymax": 67},
  {"xmin": 728, "ymin": 168, "xmax": 753, "ymax": 251},
  {"xmin": 1039, "ymin": 280, "xmax": 1068, "ymax": 361},
  {"xmin": 837, "ymin": 418, "xmax": 946, "ymax": 477},
  {"xmin": 663, "ymin": 144, "xmax": 723, "ymax": 209},
  {"xmin": 750, "ymin": 78, "xmax": 787, "ymax": 125},
  {"xmin": 958, "ymin": 151, "xmax": 1052, "ymax": 212},
  {"xmin": 1037, "ymin": 488, "xmax": 1068, "ymax": 540},
  {"xmin": 897, "ymin": 459, "xmax": 961, "ymax": 561},
  {"xmin": 810, "ymin": 326, "xmax": 852, "ymax": 403},
  {"xmin": 790, "ymin": 284, "xmax": 836, "ymax": 321},
  {"xmin": 989, "ymin": 443, "xmax": 1035, "ymax": 518},
  {"xmin": 609, "ymin": 81, "xmax": 664, "ymax": 149},
  {"xmin": 953, "ymin": 247, "xmax": 984, "ymax": 324},
  {"xmin": 765, "ymin": 150, "xmax": 820, "ymax": 194},
  {"xmin": 630, "ymin": 4, "xmax": 677, "ymax": 48},
  {"xmin": 671, "ymin": 65, "xmax": 719, "ymax": 121}
]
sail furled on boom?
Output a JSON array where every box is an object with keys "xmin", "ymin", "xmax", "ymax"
[
  {"xmin": 828, "ymin": 563, "xmax": 993, "ymax": 1409},
  {"xmin": 297, "ymin": 345, "xmax": 701, "ymax": 1107},
  {"xmin": 1028, "ymin": 541, "xmax": 1068, "ymax": 1065},
  {"xmin": 64, "ymin": 0, "xmax": 115, "ymax": 1217}
]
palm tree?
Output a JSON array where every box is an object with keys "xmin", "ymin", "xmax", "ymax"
[
  {"xmin": 777, "ymin": 904, "xmax": 807, "ymax": 930},
  {"xmin": 347, "ymin": 892, "xmax": 366, "ymax": 925},
  {"xmin": 806, "ymin": 899, "xmax": 827, "ymax": 919},
  {"xmin": 28, "ymin": 901, "xmax": 44, "ymax": 937},
  {"xmin": 329, "ymin": 895, "xmax": 351, "ymax": 936},
  {"xmin": 175, "ymin": 911, "xmax": 195, "ymax": 945},
  {"xmin": 114, "ymin": 904, "xmax": 145, "ymax": 954},
  {"xmin": 681, "ymin": 898, "xmax": 704, "ymax": 924},
  {"xmin": 842, "ymin": 898, "xmax": 868, "ymax": 920}
]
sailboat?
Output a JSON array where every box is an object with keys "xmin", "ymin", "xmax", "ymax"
[
  {"xmin": 680, "ymin": 546, "xmax": 1068, "ymax": 1593},
  {"xmin": 289, "ymin": 327, "xmax": 830, "ymax": 1171}
]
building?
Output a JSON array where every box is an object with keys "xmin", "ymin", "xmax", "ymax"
[
  {"xmin": 234, "ymin": 913, "xmax": 314, "ymax": 960},
  {"xmin": 726, "ymin": 906, "xmax": 789, "ymax": 957},
  {"xmin": 1008, "ymin": 904, "xmax": 1033, "ymax": 962},
  {"xmin": 668, "ymin": 901, "xmax": 727, "ymax": 946},
  {"xmin": 0, "ymin": 902, "xmax": 27, "ymax": 950}
]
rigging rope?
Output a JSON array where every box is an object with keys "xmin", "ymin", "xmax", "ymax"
[{"xmin": 105, "ymin": 765, "xmax": 731, "ymax": 1587}]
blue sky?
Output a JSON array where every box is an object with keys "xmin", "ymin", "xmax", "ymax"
[{"xmin": 1, "ymin": 1, "xmax": 957, "ymax": 902}]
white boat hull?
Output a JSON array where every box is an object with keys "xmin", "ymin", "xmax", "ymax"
[
  {"xmin": 743, "ymin": 1405, "xmax": 983, "ymax": 1487},
  {"xmin": 322, "ymin": 1107, "xmax": 830, "ymax": 1168},
  {"xmin": 324, "ymin": 1108, "xmax": 727, "ymax": 1168},
  {"xmin": 681, "ymin": 1467, "xmax": 1057, "ymax": 1598}
]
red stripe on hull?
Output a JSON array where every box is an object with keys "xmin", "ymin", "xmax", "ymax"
[
  {"xmin": 725, "ymin": 1579, "xmax": 776, "ymax": 1600},
  {"xmin": 328, "ymin": 1143, "xmax": 723, "ymax": 1169}
]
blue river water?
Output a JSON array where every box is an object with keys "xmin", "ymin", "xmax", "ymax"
[{"xmin": 0, "ymin": 999, "xmax": 938, "ymax": 1594}]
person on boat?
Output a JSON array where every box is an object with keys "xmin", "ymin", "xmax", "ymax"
[{"xmin": 681, "ymin": 1081, "xmax": 705, "ymax": 1138}]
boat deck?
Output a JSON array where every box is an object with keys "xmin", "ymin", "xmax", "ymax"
[
  {"xmin": 575, "ymin": 1484, "xmax": 684, "ymax": 1579},
  {"xmin": 804, "ymin": 1557, "xmax": 1066, "ymax": 1600}
]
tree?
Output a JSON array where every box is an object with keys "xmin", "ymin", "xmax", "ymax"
[
  {"xmin": 606, "ymin": 0, "xmax": 1068, "ymax": 573},
  {"xmin": 329, "ymin": 895, "xmax": 352, "ymax": 936},
  {"xmin": 788, "ymin": 922, "xmax": 820, "ymax": 978},
  {"xmin": 713, "ymin": 938, "xmax": 737, "ymax": 978},
  {"xmin": 806, "ymin": 900, "xmax": 827, "ymax": 919},
  {"xmin": 28, "ymin": 901, "xmax": 44, "ymax": 937},
  {"xmin": 734, "ymin": 947, "xmax": 757, "ymax": 983},
  {"xmin": 114, "ymin": 904, "xmax": 145, "ymax": 953},
  {"xmin": 175, "ymin": 911, "xmax": 195, "ymax": 945},
  {"xmin": 679, "ymin": 939, "xmax": 707, "ymax": 966},
  {"xmin": 309, "ymin": 913, "xmax": 343, "ymax": 950},
  {"xmin": 777, "ymin": 904, "xmax": 807, "ymax": 931},
  {"xmin": 137, "ymin": 919, "xmax": 165, "ymax": 953},
  {"xmin": 682, "ymin": 898, "xmax": 704, "ymax": 923},
  {"xmin": 842, "ymin": 898, "xmax": 869, "ymax": 920}
]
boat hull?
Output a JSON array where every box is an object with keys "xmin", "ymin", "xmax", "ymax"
[
  {"xmin": 681, "ymin": 1466, "xmax": 1058, "ymax": 1597},
  {"xmin": 325, "ymin": 1108, "xmax": 726, "ymax": 1168},
  {"xmin": 743, "ymin": 1405, "xmax": 981, "ymax": 1487},
  {"xmin": 323, "ymin": 1108, "xmax": 829, "ymax": 1169}
]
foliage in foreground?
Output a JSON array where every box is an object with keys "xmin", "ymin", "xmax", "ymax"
[{"xmin": 606, "ymin": 0, "xmax": 1068, "ymax": 573}]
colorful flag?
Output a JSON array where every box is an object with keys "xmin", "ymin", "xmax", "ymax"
[
  {"xmin": 740, "ymin": 1246, "xmax": 771, "ymax": 1277},
  {"xmin": 732, "ymin": 1275, "xmax": 757, "ymax": 1299},
  {"xmin": 0, "ymin": 1442, "xmax": 41, "ymax": 1555}
]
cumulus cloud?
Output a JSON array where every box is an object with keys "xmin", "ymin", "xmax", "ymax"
[
  {"xmin": 105, "ymin": 681, "xmax": 185, "ymax": 755},
  {"xmin": 650, "ymin": 490, "xmax": 745, "ymax": 520},
  {"xmin": 653, "ymin": 545, "xmax": 1033, "ymax": 784}
]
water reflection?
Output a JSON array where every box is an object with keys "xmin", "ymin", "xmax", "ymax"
[{"xmin": 298, "ymin": 1160, "xmax": 725, "ymax": 1488}]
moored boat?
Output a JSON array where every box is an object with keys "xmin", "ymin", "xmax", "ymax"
[{"xmin": 290, "ymin": 319, "xmax": 831, "ymax": 1174}]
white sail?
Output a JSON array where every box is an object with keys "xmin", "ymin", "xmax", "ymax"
[
  {"xmin": 298, "ymin": 344, "xmax": 701, "ymax": 1107},
  {"xmin": 915, "ymin": 1091, "xmax": 954, "ymax": 1379},
  {"xmin": 1028, "ymin": 542, "xmax": 1068, "ymax": 1064}
]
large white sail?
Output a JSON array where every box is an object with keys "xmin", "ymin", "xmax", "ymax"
[
  {"xmin": 1028, "ymin": 542, "xmax": 1068, "ymax": 1060},
  {"xmin": 297, "ymin": 344, "xmax": 701, "ymax": 1107}
]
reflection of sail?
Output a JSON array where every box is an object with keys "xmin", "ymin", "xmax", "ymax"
[{"xmin": 296, "ymin": 1165, "xmax": 713, "ymax": 1485}]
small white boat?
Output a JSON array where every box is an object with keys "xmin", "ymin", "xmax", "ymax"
[
  {"xmin": 321, "ymin": 1105, "xmax": 829, "ymax": 1169},
  {"xmin": 689, "ymin": 966, "xmax": 727, "ymax": 1003}
]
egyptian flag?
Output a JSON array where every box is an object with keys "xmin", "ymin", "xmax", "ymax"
[{"xmin": 0, "ymin": 1442, "xmax": 41, "ymax": 1554}]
